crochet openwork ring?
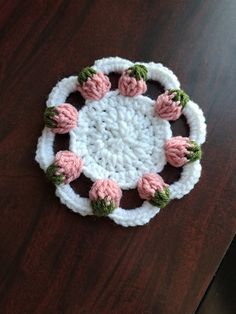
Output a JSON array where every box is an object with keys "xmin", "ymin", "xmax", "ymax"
[{"xmin": 36, "ymin": 57, "xmax": 206, "ymax": 227}]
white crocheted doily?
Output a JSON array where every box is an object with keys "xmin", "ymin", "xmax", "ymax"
[
  {"xmin": 35, "ymin": 57, "xmax": 207, "ymax": 227},
  {"xmin": 70, "ymin": 91, "xmax": 172, "ymax": 189}
]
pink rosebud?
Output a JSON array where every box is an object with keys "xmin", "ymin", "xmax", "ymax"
[
  {"xmin": 46, "ymin": 151, "xmax": 83, "ymax": 185},
  {"xmin": 137, "ymin": 173, "xmax": 170, "ymax": 208},
  {"xmin": 165, "ymin": 136, "xmax": 202, "ymax": 167},
  {"xmin": 44, "ymin": 103, "xmax": 78, "ymax": 134},
  {"xmin": 77, "ymin": 67, "xmax": 111, "ymax": 100},
  {"xmin": 155, "ymin": 89, "xmax": 189, "ymax": 121},
  {"xmin": 118, "ymin": 64, "xmax": 148, "ymax": 97},
  {"xmin": 155, "ymin": 91, "xmax": 181, "ymax": 120},
  {"xmin": 89, "ymin": 179, "xmax": 122, "ymax": 216}
]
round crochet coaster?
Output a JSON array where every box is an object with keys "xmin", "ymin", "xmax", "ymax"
[{"xmin": 35, "ymin": 57, "xmax": 207, "ymax": 227}]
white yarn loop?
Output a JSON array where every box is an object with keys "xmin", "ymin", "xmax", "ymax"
[{"xmin": 35, "ymin": 57, "xmax": 207, "ymax": 227}]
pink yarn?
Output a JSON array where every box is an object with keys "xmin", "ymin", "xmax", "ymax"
[
  {"xmin": 165, "ymin": 136, "xmax": 191, "ymax": 167},
  {"xmin": 89, "ymin": 179, "xmax": 122, "ymax": 206},
  {"xmin": 155, "ymin": 91, "xmax": 182, "ymax": 121},
  {"xmin": 137, "ymin": 173, "xmax": 168, "ymax": 200},
  {"xmin": 77, "ymin": 72, "xmax": 111, "ymax": 100},
  {"xmin": 53, "ymin": 103, "xmax": 78, "ymax": 134},
  {"xmin": 118, "ymin": 73, "xmax": 147, "ymax": 97},
  {"xmin": 54, "ymin": 150, "xmax": 83, "ymax": 184}
]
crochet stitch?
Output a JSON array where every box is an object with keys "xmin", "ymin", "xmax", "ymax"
[
  {"xmin": 89, "ymin": 179, "xmax": 122, "ymax": 216},
  {"xmin": 71, "ymin": 91, "xmax": 171, "ymax": 189},
  {"xmin": 165, "ymin": 136, "xmax": 201, "ymax": 167},
  {"xmin": 35, "ymin": 57, "xmax": 207, "ymax": 227},
  {"xmin": 170, "ymin": 89, "xmax": 189, "ymax": 107},
  {"xmin": 77, "ymin": 67, "xmax": 96, "ymax": 85},
  {"xmin": 155, "ymin": 91, "xmax": 181, "ymax": 120},
  {"xmin": 77, "ymin": 67, "xmax": 111, "ymax": 100},
  {"xmin": 44, "ymin": 103, "xmax": 78, "ymax": 134},
  {"xmin": 137, "ymin": 173, "xmax": 170, "ymax": 208},
  {"xmin": 155, "ymin": 89, "xmax": 189, "ymax": 121},
  {"xmin": 118, "ymin": 64, "xmax": 147, "ymax": 96},
  {"xmin": 46, "ymin": 150, "xmax": 83, "ymax": 185}
]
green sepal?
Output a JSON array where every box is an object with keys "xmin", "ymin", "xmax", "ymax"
[
  {"xmin": 46, "ymin": 164, "xmax": 65, "ymax": 185},
  {"xmin": 78, "ymin": 67, "xmax": 96, "ymax": 85},
  {"xmin": 150, "ymin": 187, "xmax": 170, "ymax": 208},
  {"xmin": 127, "ymin": 64, "xmax": 148, "ymax": 81},
  {"xmin": 91, "ymin": 199, "xmax": 116, "ymax": 217},
  {"xmin": 169, "ymin": 89, "xmax": 190, "ymax": 108},
  {"xmin": 44, "ymin": 107, "xmax": 58, "ymax": 128},
  {"xmin": 187, "ymin": 141, "xmax": 202, "ymax": 162}
]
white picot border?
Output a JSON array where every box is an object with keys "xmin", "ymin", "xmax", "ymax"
[{"xmin": 35, "ymin": 57, "xmax": 207, "ymax": 227}]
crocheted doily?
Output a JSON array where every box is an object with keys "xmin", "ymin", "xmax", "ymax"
[{"xmin": 36, "ymin": 57, "xmax": 206, "ymax": 227}]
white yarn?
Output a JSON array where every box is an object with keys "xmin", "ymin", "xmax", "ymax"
[
  {"xmin": 70, "ymin": 91, "xmax": 172, "ymax": 189},
  {"xmin": 56, "ymin": 184, "xmax": 92, "ymax": 216},
  {"xmin": 46, "ymin": 76, "xmax": 78, "ymax": 108},
  {"xmin": 35, "ymin": 128, "xmax": 55, "ymax": 171},
  {"xmin": 183, "ymin": 101, "xmax": 207, "ymax": 145},
  {"xmin": 93, "ymin": 57, "xmax": 133, "ymax": 74},
  {"xmin": 169, "ymin": 161, "xmax": 202, "ymax": 199},
  {"xmin": 35, "ymin": 57, "xmax": 207, "ymax": 227},
  {"xmin": 109, "ymin": 202, "xmax": 160, "ymax": 227}
]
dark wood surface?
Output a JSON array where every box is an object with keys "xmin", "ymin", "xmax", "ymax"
[
  {"xmin": 197, "ymin": 236, "xmax": 236, "ymax": 314},
  {"xmin": 1, "ymin": 1, "xmax": 236, "ymax": 313}
]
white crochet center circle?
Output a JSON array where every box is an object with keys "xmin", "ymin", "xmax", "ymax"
[
  {"xmin": 70, "ymin": 91, "xmax": 172, "ymax": 189},
  {"xmin": 35, "ymin": 57, "xmax": 207, "ymax": 227}
]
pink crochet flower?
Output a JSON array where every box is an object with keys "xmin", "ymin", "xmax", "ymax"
[
  {"xmin": 44, "ymin": 103, "xmax": 78, "ymax": 134},
  {"xmin": 155, "ymin": 91, "xmax": 181, "ymax": 120},
  {"xmin": 165, "ymin": 136, "xmax": 202, "ymax": 167},
  {"xmin": 89, "ymin": 179, "xmax": 122, "ymax": 216},
  {"xmin": 155, "ymin": 89, "xmax": 189, "ymax": 121},
  {"xmin": 118, "ymin": 64, "xmax": 148, "ymax": 97},
  {"xmin": 77, "ymin": 67, "xmax": 111, "ymax": 100},
  {"xmin": 137, "ymin": 173, "xmax": 170, "ymax": 208},
  {"xmin": 46, "ymin": 151, "xmax": 83, "ymax": 185}
]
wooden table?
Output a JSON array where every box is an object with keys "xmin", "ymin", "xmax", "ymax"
[{"xmin": 1, "ymin": 1, "xmax": 236, "ymax": 313}]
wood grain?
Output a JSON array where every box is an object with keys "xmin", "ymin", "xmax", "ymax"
[{"xmin": 1, "ymin": 1, "xmax": 236, "ymax": 313}]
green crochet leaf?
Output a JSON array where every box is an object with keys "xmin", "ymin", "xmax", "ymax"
[
  {"xmin": 78, "ymin": 67, "xmax": 96, "ymax": 85},
  {"xmin": 127, "ymin": 64, "xmax": 148, "ymax": 81},
  {"xmin": 44, "ymin": 107, "xmax": 58, "ymax": 128},
  {"xmin": 91, "ymin": 199, "xmax": 116, "ymax": 217},
  {"xmin": 150, "ymin": 187, "xmax": 170, "ymax": 208},
  {"xmin": 46, "ymin": 164, "xmax": 65, "ymax": 185},
  {"xmin": 169, "ymin": 89, "xmax": 190, "ymax": 108},
  {"xmin": 187, "ymin": 141, "xmax": 202, "ymax": 162}
]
